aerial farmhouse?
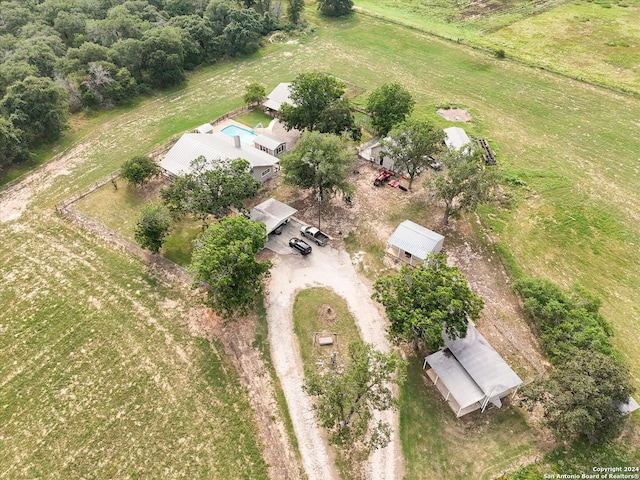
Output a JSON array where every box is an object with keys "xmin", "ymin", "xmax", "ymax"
[{"xmin": 160, "ymin": 132, "xmax": 280, "ymax": 183}]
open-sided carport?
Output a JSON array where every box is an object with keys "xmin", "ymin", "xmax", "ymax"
[{"xmin": 250, "ymin": 198, "xmax": 297, "ymax": 235}]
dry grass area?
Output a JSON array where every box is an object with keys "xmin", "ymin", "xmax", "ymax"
[{"xmin": 0, "ymin": 208, "xmax": 269, "ymax": 479}]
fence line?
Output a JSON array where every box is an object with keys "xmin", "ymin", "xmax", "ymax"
[
  {"xmin": 209, "ymin": 105, "xmax": 251, "ymax": 127},
  {"xmin": 56, "ymin": 172, "xmax": 192, "ymax": 286}
]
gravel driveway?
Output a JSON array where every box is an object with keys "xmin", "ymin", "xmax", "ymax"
[{"xmin": 264, "ymin": 220, "xmax": 401, "ymax": 480}]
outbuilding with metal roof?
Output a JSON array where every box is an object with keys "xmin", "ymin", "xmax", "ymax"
[
  {"xmin": 424, "ymin": 323, "xmax": 523, "ymax": 417},
  {"xmin": 386, "ymin": 220, "xmax": 444, "ymax": 266}
]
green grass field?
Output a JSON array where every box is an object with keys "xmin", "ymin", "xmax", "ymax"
[
  {"xmin": 0, "ymin": 214, "xmax": 267, "ymax": 479},
  {"xmin": 2, "ymin": 8, "xmax": 640, "ymax": 478},
  {"xmin": 292, "ymin": 288, "xmax": 362, "ymax": 375},
  {"xmin": 355, "ymin": 0, "xmax": 640, "ymax": 95},
  {"xmin": 401, "ymin": 359, "xmax": 540, "ymax": 480}
]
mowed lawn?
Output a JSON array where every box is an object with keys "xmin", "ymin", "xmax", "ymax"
[{"xmin": 1, "ymin": 9, "xmax": 640, "ymax": 478}]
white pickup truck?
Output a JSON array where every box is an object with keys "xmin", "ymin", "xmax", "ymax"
[{"xmin": 300, "ymin": 226, "xmax": 330, "ymax": 246}]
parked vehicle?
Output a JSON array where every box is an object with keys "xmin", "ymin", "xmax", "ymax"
[
  {"xmin": 289, "ymin": 237, "xmax": 312, "ymax": 255},
  {"xmin": 428, "ymin": 156, "xmax": 442, "ymax": 171},
  {"xmin": 300, "ymin": 225, "xmax": 330, "ymax": 246},
  {"xmin": 373, "ymin": 169, "xmax": 394, "ymax": 186}
]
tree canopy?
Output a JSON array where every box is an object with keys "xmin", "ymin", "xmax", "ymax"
[
  {"xmin": 372, "ymin": 254, "xmax": 484, "ymax": 352},
  {"xmin": 366, "ymin": 83, "xmax": 415, "ymax": 137},
  {"xmin": 243, "ymin": 82, "xmax": 266, "ymax": 107},
  {"xmin": 316, "ymin": 0, "xmax": 354, "ymax": 17},
  {"xmin": 161, "ymin": 156, "xmax": 260, "ymax": 224},
  {"xmin": 425, "ymin": 148, "xmax": 498, "ymax": 225},
  {"xmin": 134, "ymin": 202, "xmax": 172, "ymax": 254},
  {"xmin": 280, "ymin": 71, "xmax": 360, "ymax": 140},
  {"xmin": 304, "ymin": 341, "xmax": 406, "ymax": 451},
  {"xmin": 0, "ymin": 0, "xmax": 282, "ymax": 176},
  {"xmin": 380, "ymin": 118, "xmax": 444, "ymax": 189},
  {"xmin": 120, "ymin": 155, "xmax": 160, "ymax": 187},
  {"xmin": 279, "ymin": 131, "xmax": 355, "ymax": 226},
  {"xmin": 522, "ymin": 351, "xmax": 634, "ymax": 444},
  {"xmin": 0, "ymin": 76, "xmax": 68, "ymax": 146},
  {"xmin": 513, "ymin": 278, "xmax": 614, "ymax": 364},
  {"xmin": 189, "ymin": 216, "xmax": 271, "ymax": 318}
]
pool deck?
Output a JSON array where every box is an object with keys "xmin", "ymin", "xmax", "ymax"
[{"xmin": 213, "ymin": 117, "xmax": 301, "ymax": 152}]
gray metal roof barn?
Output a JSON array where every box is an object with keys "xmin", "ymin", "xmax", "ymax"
[
  {"xmin": 386, "ymin": 220, "xmax": 444, "ymax": 266},
  {"xmin": 424, "ymin": 323, "xmax": 523, "ymax": 417},
  {"xmin": 263, "ymin": 83, "xmax": 294, "ymax": 114}
]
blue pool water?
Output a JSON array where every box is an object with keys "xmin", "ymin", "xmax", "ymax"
[{"xmin": 221, "ymin": 125, "xmax": 257, "ymax": 145}]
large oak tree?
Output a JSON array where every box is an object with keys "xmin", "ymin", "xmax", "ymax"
[
  {"xmin": 304, "ymin": 341, "xmax": 405, "ymax": 451},
  {"xmin": 380, "ymin": 118, "xmax": 444, "ymax": 190},
  {"xmin": 280, "ymin": 131, "xmax": 355, "ymax": 227},
  {"xmin": 280, "ymin": 71, "xmax": 360, "ymax": 140},
  {"xmin": 190, "ymin": 216, "xmax": 271, "ymax": 318},
  {"xmin": 161, "ymin": 156, "xmax": 260, "ymax": 224},
  {"xmin": 426, "ymin": 148, "xmax": 498, "ymax": 225},
  {"xmin": 366, "ymin": 83, "xmax": 415, "ymax": 137},
  {"xmin": 373, "ymin": 253, "xmax": 484, "ymax": 352},
  {"xmin": 522, "ymin": 351, "xmax": 634, "ymax": 444}
]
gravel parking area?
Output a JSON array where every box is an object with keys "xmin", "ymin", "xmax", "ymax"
[{"xmin": 264, "ymin": 219, "xmax": 401, "ymax": 480}]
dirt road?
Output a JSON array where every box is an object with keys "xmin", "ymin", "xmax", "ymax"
[{"xmin": 264, "ymin": 224, "xmax": 402, "ymax": 480}]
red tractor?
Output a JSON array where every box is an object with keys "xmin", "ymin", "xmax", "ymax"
[{"xmin": 374, "ymin": 169, "xmax": 394, "ymax": 186}]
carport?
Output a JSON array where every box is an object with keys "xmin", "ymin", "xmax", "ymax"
[{"xmin": 250, "ymin": 198, "xmax": 297, "ymax": 234}]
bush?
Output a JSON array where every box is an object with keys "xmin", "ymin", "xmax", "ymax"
[{"xmin": 120, "ymin": 155, "xmax": 160, "ymax": 187}]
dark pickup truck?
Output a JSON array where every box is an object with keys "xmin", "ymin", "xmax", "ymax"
[{"xmin": 300, "ymin": 225, "xmax": 329, "ymax": 246}]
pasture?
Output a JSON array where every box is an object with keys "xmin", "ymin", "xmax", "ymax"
[
  {"xmin": 1, "ymin": 8, "xmax": 639, "ymax": 478},
  {"xmin": 355, "ymin": 0, "xmax": 640, "ymax": 95}
]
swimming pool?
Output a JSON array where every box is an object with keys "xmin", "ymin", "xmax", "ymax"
[{"xmin": 221, "ymin": 125, "xmax": 257, "ymax": 145}]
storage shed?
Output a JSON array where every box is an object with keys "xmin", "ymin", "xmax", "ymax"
[
  {"xmin": 386, "ymin": 220, "xmax": 444, "ymax": 266},
  {"xmin": 250, "ymin": 198, "xmax": 297, "ymax": 235},
  {"xmin": 424, "ymin": 323, "xmax": 523, "ymax": 417},
  {"xmin": 444, "ymin": 127, "xmax": 472, "ymax": 152},
  {"xmin": 194, "ymin": 123, "xmax": 213, "ymax": 134}
]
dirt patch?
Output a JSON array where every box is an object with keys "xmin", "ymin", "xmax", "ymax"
[
  {"xmin": 318, "ymin": 304, "xmax": 337, "ymax": 324},
  {"xmin": 0, "ymin": 143, "xmax": 89, "ymax": 223},
  {"xmin": 437, "ymin": 108, "xmax": 473, "ymax": 122}
]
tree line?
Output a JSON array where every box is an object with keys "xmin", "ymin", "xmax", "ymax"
[{"xmin": 0, "ymin": 0, "xmax": 312, "ymax": 176}]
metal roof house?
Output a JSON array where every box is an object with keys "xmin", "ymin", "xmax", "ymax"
[
  {"xmin": 424, "ymin": 323, "xmax": 523, "ymax": 417},
  {"xmin": 263, "ymin": 82, "xmax": 294, "ymax": 115},
  {"xmin": 387, "ymin": 220, "xmax": 445, "ymax": 266},
  {"xmin": 254, "ymin": 133, "xmax": 287, "ymax": 157},
  {"xmin": 159, "ymin": 133, "xmax": 279, "ymax": 183},
  {"xmin": 444, "ymin": 127, "xmax": 472, "ymax": 152},
  {"xmin": 250, "ymin": 198, "xmax": 297, "ymax": 235}
]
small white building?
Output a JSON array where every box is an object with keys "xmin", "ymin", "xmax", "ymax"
[
  {"xmin": 193, "ymin": 123, "xmax": 214, "ymax": 134},
  {"xmin": 254, "ymin": 133, "xmax": 287, "ymax": 157},
  {"xmin": 386, "ymin": 220, "xmax": 445, "ymax": 266},
  {"xmin": 263, "ymin": 82, "xmax": 294, "ymax": 116}
]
